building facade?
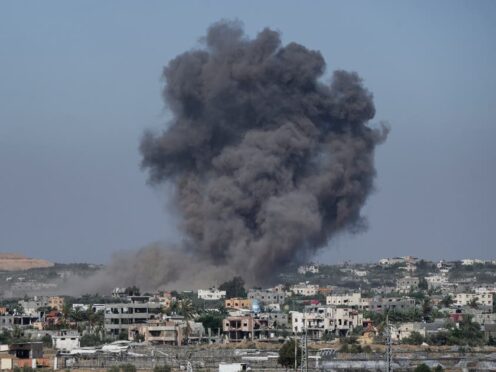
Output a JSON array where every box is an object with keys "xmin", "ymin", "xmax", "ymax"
[{"xmin": 104, "ymin": 297, "xmax": 161, "ymax": 336}]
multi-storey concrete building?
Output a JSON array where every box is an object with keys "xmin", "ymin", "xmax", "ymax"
[
  {"xmin": 326, "ymin": 293, "xmax": 362, "ymax": 307},
  {"xmin": 48, "ymin": 296, "xmax": 65, "ymax": 311},
  {"xmin": 291, "ymin": 306, "xmax": 333, "ymax": 339},
  {"xmin": 425, "ymin": 275, "xmax": 448, "ymax": 289},
  {"xmin": 197, "ymin": 288, "xmax": 226, "ymax": 300},
  {"xmin": 298, "ymin": 264, "xmax": 319, "ymax": 274},
  {"xmin": 104, "ymin": 297, "xmax": 161, "ymax": 336},
  {"xmin": 396, "ymin": 276, "xmax": 419, "ymax": 293},
  {"xmin": 290, "ymin": 282, "xmax": 319, "ymax": 296},
  {"xmin": 369, "ymin": 297, "xmax": 416, "ymax": 313},
  {"xmin": 247, "ymin": 289, "xmax": 286, "ymax": 304},
  {"xmin": 225, "ymin": 298, "xmax": 252, "ymax": 310},
  {"xmin": 291, "ymin": 305, "xmax": 363, "ymax": 339},
  {"xmin": 453, "ymin": 293, "xmax": 493, "ymax": 307}
]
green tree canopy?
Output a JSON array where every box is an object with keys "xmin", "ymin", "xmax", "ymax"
[{"xmin": 278, "ymin": 339, "xmax": 301, "ymax": 369}]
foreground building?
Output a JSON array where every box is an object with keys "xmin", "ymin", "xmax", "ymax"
[{"xmin": 104, "ymin": 296, "xmax": 161, "ymax": 336}]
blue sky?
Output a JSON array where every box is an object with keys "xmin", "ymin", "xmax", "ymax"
[{"xmin": 1, "ymin": 0, "xmax": 495, "ymax": 264}]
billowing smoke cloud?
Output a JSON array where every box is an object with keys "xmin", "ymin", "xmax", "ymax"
[{"xmin": 93, "ymin": 20, "xmax": 388, "ymax": 291}]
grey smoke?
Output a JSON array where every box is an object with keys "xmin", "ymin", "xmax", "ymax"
[{"xmin": 95, "ymin": 20, "xmax": 388, "ymax": 291}]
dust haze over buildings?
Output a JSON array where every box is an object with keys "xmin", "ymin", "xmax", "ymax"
[{"xmin": 93, "ymin": 20, "xmax": 388, "ymax": 291}]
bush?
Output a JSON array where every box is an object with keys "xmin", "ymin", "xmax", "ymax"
[
  {"xmin": 119, "ymin": 364, "xmax": 137, "ymax": 372},
  {"xmin": 80, "ymin": 334, "xmax": 103, "ymax": 347},
  {"xmin": 321, "ymin": 331, "xmax": 335, "ymax": 342},
  {"xmin": 339, "ymin": 343, "xmax": 349, "ymax": 353},
  {"xmin": 42, "ymin": 334, "xmax": 52, "ymax": 348},
  {"xmin": 402, "ymin": 331, "xmax": 424, "ymax": 345},
  {"xmin": 278, "ymin": 339, "xmax": 301, "ymax": 368},
  {"xmin": 414, "ymin": 363, "xmax": 432, "ymax": 372},
  {"xmin": 153, "ymin": 366, "xmax": 172, "ymax": 372},
  {"xmin": 362, "ymin": 345, "xmax": 372, "ymax": 353}
]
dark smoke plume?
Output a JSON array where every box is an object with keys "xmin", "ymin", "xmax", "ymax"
[{"xmin": 98, "ymin": 20, "xmax": 388, "ymax": 290}]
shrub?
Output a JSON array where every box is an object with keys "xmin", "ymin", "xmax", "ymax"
[
  {"xmin": 153, "ymin": 366, "xmax": 172, "ymax": 372},
  {"xmin": 278, "ymin": 339, "xmax": 301, "ymax": 368},
  {"xmin": 402, "ymin": 331, "xmax": 424, "ymax": 345},
  {"xmin": 119, "ymin": 364, "xmax": 137, "ymax": 372},
  {"xmin": 414, "ymin": 363, "xmax": 432, "ymax": 372}
]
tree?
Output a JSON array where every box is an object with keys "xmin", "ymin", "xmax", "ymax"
[
  {"xmin": 41, "ymin": 334, "xmax": 52, "ymax": 348},
  {"xmin": 125, "ymin": 286, "xmax": 140, "ymax": 296},
  {"xmin": 80, "ymin": 334, "xmax": 103, "ymax": 347},
  {"xmin": 402, "ymin": 331, "xmax": 424, "ymax": 345},
  {"xmin": 468, "ymin": 297, "xmax": 479, "ymax": 309},
  {"xmin": 488, "ymin": 336, "xmax": 496, "ymax": 346},
  {"xmin": 414, "ymin": 364, "xmax": 432, "ymax": 372},
  {"xmin": 197, "ymin": 313, "xmax": 223, "ymax": 334},
  {"xmin": 440, "ymin": 295, "xmax": 453, "ymax": 308},
  {"xmin": 422, "ymin": 298, "xmax": 433, "ymax": 320},
  {"xmin": 418, "ymin": 278, "xmax": 428, "ymax": 291},
  {"xmin": 219, "ymin": 276, "xmax": 247, "ymax": 298},
  {"xmin": 428, "ymin": 316, "xmax": 484, "ymax": 346},
  {"xmin": 278, "ymin": 339, "xmax": 301, "ymax": 369}
]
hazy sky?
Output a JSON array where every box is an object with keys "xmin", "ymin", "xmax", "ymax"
[{"xmin": 1, "ymin": 1, "xmax": 495, "ymax": 265}]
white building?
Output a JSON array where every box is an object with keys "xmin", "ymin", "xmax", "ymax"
[
  {"xmin": 291, "ymin": 305, "xmax": 362, "ymax": 338},
  {"xmin": 396, "ymin": 276, "xmax": 419, "ymax": 293},
  {"xmin": 379, "ymin": 257, "xmax": 404, "ymax": 266},
  {"xmin": 461, "ymin": 259, "xmax": 486, "ymax": 266},
  {"xmin": 219, "ymin": 363, "xmax": 248, "ymax": 372},
  {"xmin": 453, "ymin": 293, "xmax": 493, "ymax": 307},
  {"xmin": 332, "ymin": 307, "xmax": 363, "ymax": 336},
  {"xmin": 353, "ymin": 270, "xmax": 368, "ymax": 277},
  {"xmin": 291, "ymin": 306, "xmax": 333, "ymax": 337},
  {"xmin": 390, "ymin": 322, "xmax": 426, "ymax": 342},
  {"xmin": 18, "ymin": 297, "xmax": 47, "ymax": 316},
  {"xmin": 197, "ymin": 288, "xmax": 226, "ymax": 301},
  {"xmin": 425, "ymin": 275, "xmax": 448, "ymax": 289},
  {"xmin": 379, "ymin": 256, "xmax": 418, "ymax": 267},
  {"xmin": 247, "ymin": 289, "xmax": 286, "ymax": 304},
  {"xmin": 473, "ymin": 313, "xmax": 496, "ymax": 326},
  {"xmin": 290, "ymin": 282, "xmax": 319, "ymax": 296},
  {"xmin": 104, "ymin": 297, "xmax": 162, "ymax": 336},
  {"xmin": 298, "ymin": 264, "xmax": 319, "ymax": 275},
  {"xmin": 475, "ymin": 286, "xmax": 496, "ymax": 295},
  {"xmin": 326, "ymin": 293, "xmax": 362, "ymax": 307},
  {"xmin": 52, "ymin": 331, "xmax": 81, "ymax": 352}
]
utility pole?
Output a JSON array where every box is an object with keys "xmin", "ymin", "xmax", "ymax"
[
  {"xmin": 385, "ymin": 314, "xmax": 393, "ymax": 372},
  {"xmin": 294, "ymin": 334, "xmax": 298, "ymax": 372},
  {"xmin": 300, "ymin": 315, "xmax": 308, "ymax": 372}
]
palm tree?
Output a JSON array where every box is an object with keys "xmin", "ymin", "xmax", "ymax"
[
  {"xmin": 177, "ymin": 299, "xmax": 195, "ymax": 344},
  {"xmin": 61, "ymin": 303, "xmax": 72, "ymax": 328},
  {"xmin": 165, "ymin": 300, "xmax": 180, "ymax": 315}
]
